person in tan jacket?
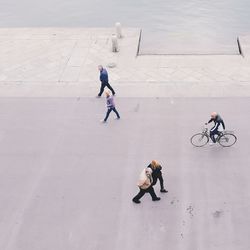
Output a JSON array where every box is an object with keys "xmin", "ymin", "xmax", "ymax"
[{"xmin": 132, "ymin": 167, "xmax": 161, "ymax": 204}]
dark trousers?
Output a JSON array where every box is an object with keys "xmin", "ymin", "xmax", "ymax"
[
  {"xmin": 98, "ymin": 82, "xmax": 115, "ymax": 96},
  {"xmin": 104, "ymin": 107, "xmax": 120, "ymax": 121},
  {"xmin": 210, "ymin": 129, "xmax": 220, "ymax": 143},
  {"xmin": 133, "ymin": 186, "xmax": 158, "ymax": 201},
  {"xmin": 152, "ymin": 173, "xmax": 164, "ymax": 190}
]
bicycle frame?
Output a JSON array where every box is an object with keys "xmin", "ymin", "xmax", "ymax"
[{"xmin": 191, "ymin": 126, "xmax": 237, "ymax": 147}]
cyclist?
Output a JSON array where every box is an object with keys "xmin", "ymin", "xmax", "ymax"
[{"xmin": 206, "ymin": 112, "xmax": 225, "ymax": 144}]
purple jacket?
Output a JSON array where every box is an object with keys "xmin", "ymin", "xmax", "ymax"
[{"xmin": 106, "ymin": 96, "xmax": 115, "ymax": 108}]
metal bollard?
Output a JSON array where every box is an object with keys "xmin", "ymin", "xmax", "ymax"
[
  {"xmin": 115, "ymin": 22, "xmax": 122, "ymax": 39},
  {"xmin": 111, "ymin": 34, "xmax": 118, "ymax": 52}
]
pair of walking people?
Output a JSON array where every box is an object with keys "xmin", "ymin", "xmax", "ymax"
[
  {"xmin": 97, "ymin": 65, "xmax": 120, "ymax": 123},
  {"xmin": 132, "ymin": 160, "xmax": 168, "ymax": 204}
]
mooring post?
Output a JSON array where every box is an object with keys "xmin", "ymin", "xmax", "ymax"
[
  {"xmin": 115, "ymin": 22, "xmax": 122, "ymax": 39},
  {"xmin": 111, "ymin": 34, "xmax": 118, "ymax": 52}
]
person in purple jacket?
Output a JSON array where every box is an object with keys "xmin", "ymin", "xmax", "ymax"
[{"xmin": 101, "ymin": 91, "xmax": 120, "ymax": 123}]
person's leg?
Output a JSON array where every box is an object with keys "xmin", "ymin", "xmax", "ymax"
[
  {"xmin": 147, "ymin": 186, "xmax": 160, "ymax": 201},
  {"xmin": 152, "ymin": 174, "xmax": 157, "ymax": 186},
  {"xmin": 210, "ymin": 130, "xmax": 217, "ymax": 143},
  {"xmin": 132, "ymin": 189, "xmax": 146, "ymax": 203},
  {"xmin": 214, "ymin": 131, "xmax": 221, "ymax": 142},
  {"xmin": 98, "ymin": 82, "xmax": 106, "ymax": 97},
  {"xmin": 106, "ymin": 82, "xmax": 115, "ymax": 95},
  {"xmin": 112, "ymin": 107, "xmax": 120, "ymax": 119},
  {"xmin": 103, "ymin": 108, "xmax": 112, "ymax": 122},
  {"xmin": 158, "ymin": 173, "xmax": 168, "ymax": 193}
]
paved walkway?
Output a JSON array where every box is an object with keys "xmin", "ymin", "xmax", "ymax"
[
  {"xmin": 0, "ymin": 97, "xmax": 249, "ymax": 250},
  {"xmin": 0, "ymin": 28, "xmax": 250, "ymax": 97},
  {"xmin": 0, "ymin": 28, "xmax": 250, "ymax": 250}
]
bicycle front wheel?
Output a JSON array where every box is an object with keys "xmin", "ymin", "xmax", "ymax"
[
  {"xmin": 218, "ymin": 133, "xmax": 237, "ymax": 147},
  {"xmin": 190, "ymin": 133, "xmax": 209, "ymax": 147}
]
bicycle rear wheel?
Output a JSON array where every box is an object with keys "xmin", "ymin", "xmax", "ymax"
[
  {"xmin": 190, "ymin": 133, "xmax": 209, "ymax": 147},
  {"xmin": 218, "ymin": 133, "xmax": 237, "ymax": 147}
]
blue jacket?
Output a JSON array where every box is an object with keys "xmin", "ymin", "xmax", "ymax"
[{"xmin": 100, "ymin": 68, "xmax": 109, "ymax": 83}]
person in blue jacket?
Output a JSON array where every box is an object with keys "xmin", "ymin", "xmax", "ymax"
[{"xmin": 97, "ymin": 65, "xmax": 115, "ymax": 97}]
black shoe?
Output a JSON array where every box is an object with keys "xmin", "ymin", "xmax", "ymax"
[
  {"xmin": 160, "ymin": 189, "xmax": 168, "ymax": 193},
  {"xmin": 132, "ymin": 198, "xmax": 141, "ymax": 204},
  {"xmin": 152, "ymin": 197, "xmax": 161, "ymax": 201}
]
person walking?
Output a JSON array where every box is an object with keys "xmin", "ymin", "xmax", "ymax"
[
  {"xmin": 148, "ymin": 160, "xmax": 168, "ymax": 193},
  {"xmin": 97, "ymin": 65, "xmax": 115, "ymax": 97},
  {"xmin": 132, "ymin": 167, "xmax": 161, "ymax": 204},
  {"xmin": 101, "ymin": 91, "xmax": 120, "ymax": 123}
]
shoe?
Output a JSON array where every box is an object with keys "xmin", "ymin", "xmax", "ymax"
[
  {"xmin": 114, "ymin": 117, "xmax": 120, "ymax": 120},
  {"xmin": 132, "ymin": 198, "xmax": 141, "ymax": 204},
  {"xmin": 100, "ymin": 120, "xmax": 106, "ymax": 123},
  {"xmin": 96, "ymin": 95, "xmax": 101, "ymax": 98},
  {"xmin": 152, "ymin": 197, "xmax": 161, "ymax": 201},
  {"xmin": 160, "ymin": 189, "xmax": 168, "ymax": 193}
]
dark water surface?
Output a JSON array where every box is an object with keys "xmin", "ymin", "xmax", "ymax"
[{"xmin": 1, "ymin": 0, "xmax": 250, "ymax": 53}]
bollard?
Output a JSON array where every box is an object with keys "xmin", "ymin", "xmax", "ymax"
[
  {"xmin": 115, "ymin": 22, "xmax": 122, "ymax": 39},
  {"xmin": 111, "ymin": 34, "xmax": 118, "ymax": 52}
]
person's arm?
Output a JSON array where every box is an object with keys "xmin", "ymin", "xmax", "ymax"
[
  {"xmin": 207, "ymin": 118, "xmax": 213, "ymax": 124},
  {"xmin": 100, "ymin": 72, "xmax": 105, "ymax": 82},
  {"xmin": 107, "ymin": 99, "xmax": 112, "ymax": 108},
  {"xmin": 138, "ymin": 179, "xmax": 146, "ymax": 187},
  {"xmin": 221, "ymin": 120, "xmax": 225, "ymax": 130}
]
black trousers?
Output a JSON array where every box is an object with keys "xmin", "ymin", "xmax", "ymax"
[
  {"xmin": 152, "ymin": 173, "xmax": 164, "ymax": 190},
  {"xmin": 133, "ymin": 186, "xmax": 158, "ymax": 201},
  {"xmin": 104, "ymin": 107, "xmax": 120, "ymax": 121},
  {"xmin": 210, "ymin": 129, "xmax": 220, "ymax": 143},
  {"xmin": 98, "ymin": 82, "xmax": 115, "ymax": 96}
]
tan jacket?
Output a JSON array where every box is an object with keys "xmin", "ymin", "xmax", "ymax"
[{"xmin": 137, "ymin": 168, "xmax": 153, "ymax": 190}]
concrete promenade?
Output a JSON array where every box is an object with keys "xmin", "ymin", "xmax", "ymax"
[
  {"xmin": 1, "ymin": 28, "xmax": 250, "ymax": 97},
  {"xmin": 0, "ymin": 28, "xmax": 250, "ymax": 250}
]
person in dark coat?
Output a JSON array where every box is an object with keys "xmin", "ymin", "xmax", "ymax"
[
  {"xmin": 101, "ymin": 91, "xmax": 120, "ymax": 123},
  {"xmin": 148, "ymin": 160, "xmax": 168, "ymax": 193},
  {"xmin": 97, "ymin": 65, "xmax": 115, "ymax": 97},
  {"xmin": 205, "ymin": 112, "xmax": 225, "ymax": 144}
]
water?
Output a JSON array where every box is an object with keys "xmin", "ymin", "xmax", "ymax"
[{"xmin": 1, "ymin": 0, "xmax": 250, "ymax": 53}]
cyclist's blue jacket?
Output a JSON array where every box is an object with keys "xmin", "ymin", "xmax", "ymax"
[{"xmin": 208, "ymin": 115, "xmax": 225, "ymax": 132}]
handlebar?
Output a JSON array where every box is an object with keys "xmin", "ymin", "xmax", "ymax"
[{"xmin": 201, "ymin": 125, "xmax": 208, "ymax": 133}]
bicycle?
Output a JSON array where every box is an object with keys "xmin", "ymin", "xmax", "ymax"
[{"xmin": 190, "ymin": 126, "xmax": 237, "ymax": 147}]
